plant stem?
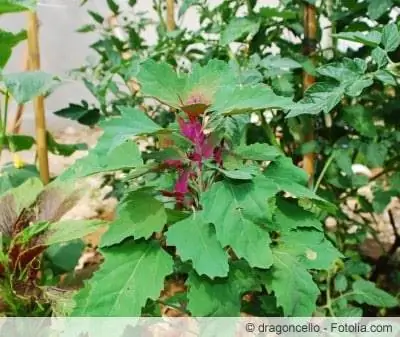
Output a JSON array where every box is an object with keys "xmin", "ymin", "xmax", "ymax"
[
  {"xmin": 325, "ymin": 269, "xmax": 336, "ymax": 317},
  {"xmin": 27, "ymin": 10, "xmax": 50, "ymax": 184},
  {"xmin": 313, "ymin": 152, "xmax": 334, "ymax": 193}
]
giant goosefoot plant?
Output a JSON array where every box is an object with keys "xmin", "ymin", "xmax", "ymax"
[{"xmin": 67, "ymin": 59, "xmax": 344, "ymax": 317}]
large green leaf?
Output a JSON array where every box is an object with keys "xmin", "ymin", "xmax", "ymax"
[
  {"xmin": 210, "ymin": 84, "xmax": 292, "ymax": 115},
  {"xmin": 368, "ymin": 0, "xmax": 392, "ymax": 20},
  {"xmin": 59, "ymin": 137, "xmax": 143, "ymax": 180},
  {"xmin": 0, "ymin": 163, "xmax": 39, "ymax": 196},
  {"xmin": 0, "ymin": 29, "xmax": 26, "ymax": 68},
  {"xmin": 72, "ymin": 241, "xmax": 174, "ymax": 316},
  {"xmin": 381, "ymin": 23, "xmax": 400, "ymax": 52},
  {"xmin": 334, "ymin": 31, "xmax": 381, "ymax": 47},
  {"xmin": 99, "ymin": 106, "xmax": 164, "ymax": 152},
  {"xmin": 261, "ymin": 55, "xmax": 302, "ymax": 70},
  {"xmin": 277, "ymin": 229, "xmax": 342, "ymax": 270},
  {"xmin": 137, "ymin": 60, "xmax": 234, "ymax": 114},
  {"xmin": 263, "ymin": 247, "xmax": 320, "ymax": 316},
  {"xmin": 166, "ymin": 213, "xmax": 229, "ymax": 279},
  {"xmin": 136, "ymin": 60, "xmax": 186, "ymax": 108},
  {"xmin": 286, "ymin": 82, "xmax": 345, "ymax": 117},
  {"xmin": 220, "ymin": 17, "xmax": 260, "ymax": 46},
  {"xmin": 201, "ymin": 177, "xmax": 277, "ymax": 268},
  {"xmin": 272, "ymin": 198, "xmax": 322, "ymax": 231},
  {"xmin": 3, "ymin": 71, "xmax": 57, "ymax": 103},
  {"xmin": 100, "ymin": 189, "xmax": 167, "ymax": 247},
  {"xmin": 350, "ymin": 279, "xmax": 398, "ymax": 307},
  {"xmin": 263, "ymin": 157, "xmax": 324, "ymax": 201},
  {"xmin": 46, "ymin": 220, "xmax": 106, "ymax": 245},
  {"xmin": 343, "ymin": 105, "xmax": 377, "ymax": 138},
  {"xmin": 187, "ymin": 262, "xmax": 260, "ymax": 316},
  {"xmin": 232, "ymin": 143, "xmax": 282, "ymax": 161},
  {"xmin": 53, "ymin": 102, "xmax": 100, "ymax": 126}
]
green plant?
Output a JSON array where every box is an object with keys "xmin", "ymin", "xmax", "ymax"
[
  {"xmin": 0, "ymin": 178, "xmax": 105, "ymax": 316},
  {"xmin": 52, "ymin": 0, "xmax": 400, "ymax": 317},
  {"xmin": 0, "ymin": 1, "xmax": 87, "ymax": 194}
]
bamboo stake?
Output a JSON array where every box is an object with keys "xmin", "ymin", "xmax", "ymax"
[
  {"xmin": 166, "ymin": 0, "xmax": 176, "ymax": 32},
  {"xmin": 302, "ymin": 3, "xmax": 317, "ymax": 186},
  {"xmin": 27, "ymin": 11, "xmax": 50, "ymax": 184}
]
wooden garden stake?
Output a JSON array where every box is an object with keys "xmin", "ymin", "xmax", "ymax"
[
  {"xmin": 302, "ymin": 2, "xmax": 317, "ymax": 185},
  {"xmin": 166, "ymin": 0, "xmax": 176, "ymax": 32},
  {"xmin": 27, "ymin": 11, "xmax": 50, "ymax": 184}
]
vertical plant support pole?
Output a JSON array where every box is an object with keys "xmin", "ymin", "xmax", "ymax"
[
  {"xmin": 27, "ymin": 11, "xmax": 50, "ymax": 184},
  {"xmin": 302, "ymin": 2, "xmax": 317, "ymax": 186},
  {"xmin": 166, "ymin": 0, "xmax": 176, "ymax": 32}
]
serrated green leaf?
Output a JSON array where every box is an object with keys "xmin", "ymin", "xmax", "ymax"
[
  {"xmin": 350, "ymin": 279, "xmax": 398, "ymax": 307},
  {"xmin": 263, "ymin": 157, "xmax": 324, "ymax": 202},
  {"xmin": 166, "ymin": 212, "xmax": 229, "ymax": 279},
  {"xmin": 187, "ymin": 262, "xmax": 260, "ymax": 316},
  {"xmin": 277, "ymin": 229, "xmax": 342, "ymax": 270},
  {"xmin": 54, "ymin": 102, "xmax": 100, "ymax": 126},
  {"xmin": 371, "ymin": 47, "xmax": 388, "ymax": 68},
  {"xmin": 60, "ymin": 138, "xmax": 143, "ymax": 180},
  {"xmin": 343, "ymin": 105, "xmax": 377, "ymax": 138},
  {"xmin": 368, "ymin": 0, "xmax": 392, "ymax": 20},
  {"xmin": 201, "ymin": 177, "xmax": 277, "ymax": 269},
  {"xmin": 286, "ymin": 82, "xmax": 344, "ymax": 117},
  {"xmin": 334, "ymin": 273, "xmax": 348, "ymax": 292},
  {"xmin": 263, "ymin": 248, "xmax": 320, "ymax": 316},
  {"xmin": 136, "ymin": 60, "xmax": 186, "ymax": 108},
  {"xmin": 220, "ymin": 17, "xmax": 260, "ymax": 46},
  {"xmin": 46, "ymin": 220, "xmax": 106, "ymax": 245},
  {"xmin": 3, "ymin": 71, "xmax": 57, "ymax": 104},
  {"xmin": 210, "ymin": 84, "xmax": 292, "ymax": 115},
  {"xmin": 216, "ymin": 165, "xmax": 259, "ymax": 180},
  {"xmin": 273, "ymin": 198, "xmax": 322, "ymax": 231},
  {"xmin": 233, "ymin": 143, "xmax": 282, "ymax": 161},
  {"xmin": 178, "ymin": 0, "xmax": 199, "ymax": 18},
  {"xmin": 374, "ymin": 69, "xmax": 397, "ymax": 85},
  {"xmin": 0, "ymin": 164, "xmax": 39, "ymax": 196},
  {"xmin": 382, "ymin": 23, "xmax": 400, "ymax": 52},
  {"xmin": 73, "ymin": 241, "xmax": 174, "ymax": 316},
  {"xmin": 99, "ymin": 106, "xmax": 164, "ymax": 151},
  {"xmin": 45, "ymin": 240, "xmax": 85, "ymax": 273},
  {"xmin": 261, "ymin": 55, "xmax": 302, "ymax": 70},
  {"xmin": 100, "ymin": 189, "xmax": 167, "ymax": 247},
  {"xmin": 334, "ymin": 31, "xmax": 381, "ymax": 47},
  {"xmin": 47, "ymin": 132, "xmax": 87, "ymax": 157},
  {"xmin": 347, "ymin": 78, "xmax": 373, "ymax": 97},
  {"xmin": 317, "ymin": 58, "xmax": 366, "ymax": 84}
]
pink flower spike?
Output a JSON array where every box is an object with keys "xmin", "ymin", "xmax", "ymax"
[{"xmin": 174, "ymin": 170, "xmax": 190, "ymax": 195}]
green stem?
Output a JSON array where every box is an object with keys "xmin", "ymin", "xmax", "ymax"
[
  {"xmin": 325, "ymin": 269, "xmax": 336, "ymax": 317},
  {"xmin": 0, "ymin": 92, "xmax": 10, "ymax": 160},
  {"xmin": 313, "ymin": 152, "xmax": 335, "ymax": 193}
]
